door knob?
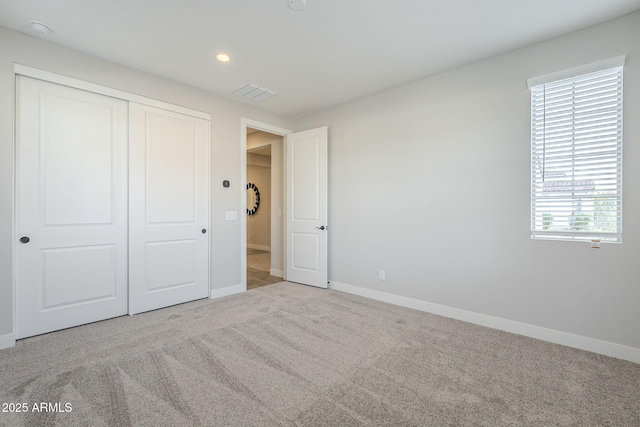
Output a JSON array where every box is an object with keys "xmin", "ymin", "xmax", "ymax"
[
  {"xmin": 315, "ymin": 226, "xmax": 326, "ymax": 231},
  {"xmin": 20, "ymin": 236, "xmax": 30, "ymax": 244},
  {"xmin": 202, "ymin": 229, "xmax": 207, "ymax": 234}
]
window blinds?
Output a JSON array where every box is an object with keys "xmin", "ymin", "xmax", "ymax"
[{"xmin": 530, "ymin": 63, "xmax": 623, "ymax": 243}]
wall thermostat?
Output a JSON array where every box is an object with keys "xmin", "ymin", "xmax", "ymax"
[{"xmin": 223, "ymin": 180, "xmax": 230, "ymax": 188}]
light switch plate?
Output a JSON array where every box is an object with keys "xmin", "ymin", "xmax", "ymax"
[{"xmin": 225, "ymin": 211, "xmax": 238, "ymax": 221}]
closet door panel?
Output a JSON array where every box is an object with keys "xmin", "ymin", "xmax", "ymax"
[
  {"xmin": 129, "ymin": 103, "xmax": 210, "ymax": 314},
  {"xmin": 145, "ymin": 113, "xmax": 197, "ymax": 223},
  {"xmin": 15, "ymin": 76, "xmax": 128, "ymax": 338}
]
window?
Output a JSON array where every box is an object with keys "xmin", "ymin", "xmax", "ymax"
[{"xmin": 528, "ymin": 57, "xmax": 624, "ymax": 243}]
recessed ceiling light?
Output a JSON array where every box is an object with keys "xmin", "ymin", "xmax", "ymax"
[
  {"xmin": 30, "ymin": 20, "xmax": 52, "ymax": 34},
  {"xmin": 288, "ymin": 0, "xmax": 307, "ymax": 11},
  {"xmin": 216, "ymin": 53, "xmax": 231, "ymax": 62}
]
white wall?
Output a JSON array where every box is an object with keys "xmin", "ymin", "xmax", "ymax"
[
  {"xmin": 0, "ymin": 26, "xmax": 293, "ymax": 340},
  {"xmin": 295, "ymin": 12, "xmax": 640, "ymax": 354},
  {"xmin": 247, "ymin": 155, "xmax": 271, "ymax": 249}
]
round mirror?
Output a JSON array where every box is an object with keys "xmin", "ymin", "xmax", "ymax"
[{"xmin": 246, "ymin": 183, "xmax": 260, "ymax": 215}]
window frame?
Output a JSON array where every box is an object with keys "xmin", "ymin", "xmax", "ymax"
[{"xmin": 528, "ymin": 57, "xmax": 625, "ymax": 244}]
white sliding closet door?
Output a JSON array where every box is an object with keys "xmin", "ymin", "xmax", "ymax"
[
  {"xmin": 15, "ymin": 76, "xmax": 129, "ymax": 339},
  {"xmin": 128, "ymin": 103, "xmax": 210, "ymax": 314}
]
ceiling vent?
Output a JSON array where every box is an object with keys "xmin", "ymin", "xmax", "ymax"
[{"xmin": 233, "ymin": 83, "xmax": 276, "ymax": 102}]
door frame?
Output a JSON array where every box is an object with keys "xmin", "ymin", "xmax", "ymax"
[{"xmin": 240, "ymin": 119, "xmax": 291, "ymax": 290}]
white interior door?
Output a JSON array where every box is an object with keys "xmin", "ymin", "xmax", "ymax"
[
  {"xmin": 286, "ymin": 127, "xmax": 328, "ymax": 288},
  {"xmin": 15, "ymin": 76, "xmax": 129, "ymax": 339},
  {"xmin": 128, "ymin": 103, "xmax": 210, "ymax": 314}
]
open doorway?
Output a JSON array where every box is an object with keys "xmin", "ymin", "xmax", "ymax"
[
  {"xmin": 241, "ymin": 119, "xmax": 328, "ymax": 291},
  {"xmin": 246, "ymin": 127, "xmax": 285, "ymax": 289}
]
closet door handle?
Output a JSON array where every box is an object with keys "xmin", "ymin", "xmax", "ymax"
[
  {"xmin": 315, "ymin": 226, "xmax": 326, "ymax": 231},
  {"xmin": 202, "ymin": 229, "xmax": 207, "ymax": 234},
  {"xmin": 20, "ymin": 236, "xmax": 30, "ymax": 244}
]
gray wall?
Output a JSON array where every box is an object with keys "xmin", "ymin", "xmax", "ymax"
[
  {"xmin": 0, "ymin": 26, "xmax": 293, "ymax": 338},
  {"xmin": 247, "ymin": 155, "xmax": 272, "ymax": 249},
  {"xmin": 295, "ymin": 12, "xmax": 640, "ymax": 350},
  {"xmin": 247, "ymin": 131, "xmax": 285, "ymax": 275}
]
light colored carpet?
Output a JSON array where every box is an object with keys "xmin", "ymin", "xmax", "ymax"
[
  {"xmin": 1, "ymin": 282, "xmax": 639, "ymax": 426},
  {"xmin": 247, "ymin": 253, "xmax": 270, "ymax": 272}
]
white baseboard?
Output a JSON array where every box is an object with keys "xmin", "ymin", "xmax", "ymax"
[
  {"xmin": 209, "ymin": 284, "xmax": 245, "ymax": 299},
  {"xmin": 270, "ymin": 269, "xmax": 284, "ymax": 278},
  {"xmin": 0, "ymin": 333, "xmax": 16, "ymax": 350},
  {"xmin": 330, "ymin": 281, "xmax": 640, "ymax": 364},
  {"xmin": 247, "ymin": 244, "xmax": 270, "ymax": 252}
]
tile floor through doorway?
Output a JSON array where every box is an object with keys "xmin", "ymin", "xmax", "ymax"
[{"xmin": 247, "ymin": 248, "xmax": 283, "ymax": 290}]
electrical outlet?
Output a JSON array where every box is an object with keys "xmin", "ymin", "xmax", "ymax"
[{"xmin": 378, "ymin": 269, "xmax": 386, "ymax": 280}]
